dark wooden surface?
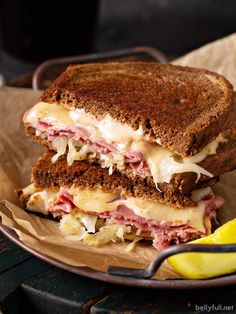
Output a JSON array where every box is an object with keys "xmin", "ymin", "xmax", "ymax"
[{"xmin": 1, "ymin": 233, "xmax": 236, "ymax": 313}]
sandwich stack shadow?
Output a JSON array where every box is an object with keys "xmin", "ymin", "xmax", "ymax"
[{"xmin": 18, "ymin": 62, "xmax": 236, "ymax": 250}]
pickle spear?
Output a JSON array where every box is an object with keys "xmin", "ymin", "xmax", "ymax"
[{"xmin": 168, "ymin": 218, "xmax": 236, "ymax": 279}]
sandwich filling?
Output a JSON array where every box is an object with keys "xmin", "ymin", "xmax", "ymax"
[
  {"xmin": 24, "ymin": 102, "xmax": 226, "ymax": 187},
  {"xmin": 21, "ymin": 184, "xmax": 224, "ymax": 250}
]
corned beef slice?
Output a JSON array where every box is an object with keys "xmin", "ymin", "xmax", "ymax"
[{"xmin": 47, "ymin": 189, "xmax": 224, "ymax": 249}]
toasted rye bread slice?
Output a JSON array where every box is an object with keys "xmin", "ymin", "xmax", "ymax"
[
  {"xmin": 25, "ymin": 125, "xmax": 236, "ymax": 195},
  {"xmin": 38, "ymin": 62, "xmax": 234, "ymax": 156},
  {"xmin": 31, "ymin": 151, "xmax": 198, "ymax": 208}
]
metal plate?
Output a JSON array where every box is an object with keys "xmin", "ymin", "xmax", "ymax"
[{"xmin": 1, "ymin": 221, "xmax": 236, "ymax": 289}]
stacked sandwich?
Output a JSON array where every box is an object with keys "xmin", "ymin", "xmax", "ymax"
[{"xmin": 19, "ymin": 62, "xmax": 236, "ymax": 250}]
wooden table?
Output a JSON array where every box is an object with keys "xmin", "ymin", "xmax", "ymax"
[{"xmin": 1, "ymin": 232, "xmax": 236, "ymax": 313}]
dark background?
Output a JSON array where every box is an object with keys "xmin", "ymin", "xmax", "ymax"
[
  {"xmin": 96, "ymin": 0, "xmax": 236, "ymax": 57},
  {"xmin": 0, "ymin": 0, "xmax": 236, "ymax": 80}
]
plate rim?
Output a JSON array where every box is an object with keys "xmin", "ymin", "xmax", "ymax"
[{"xmin": 1, "ymin": 221, "xmax": 236, "ymax": 289}]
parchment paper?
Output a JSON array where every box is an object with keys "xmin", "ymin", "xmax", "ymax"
[{"xmin": 0, "ymin": 33, "xmax": 236, "ymax": 280}]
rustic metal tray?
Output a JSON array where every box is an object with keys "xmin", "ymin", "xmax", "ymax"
[{"xmin": 2, "ymin": 46, "xmax": 236, "ymax": 289}]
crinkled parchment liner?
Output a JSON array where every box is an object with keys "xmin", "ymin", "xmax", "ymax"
[{"xmin": 1, "ymin": 33, "xmax": 236, "ymax": 280}]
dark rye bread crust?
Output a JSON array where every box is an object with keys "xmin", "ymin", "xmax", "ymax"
[
  {"xmin": 25, "ymin": 125, "xmax": 236, "ymax": 195},
  {"xmin": 32, "ymin": 151, "xmax": 197, "ymax": 208},
  {"xmin": 39, "ymin": 62, "xmax": 234, "ymax": 156}
]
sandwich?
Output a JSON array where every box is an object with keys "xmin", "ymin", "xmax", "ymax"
[
  {"xmin": 18, "ymin": 151, "xmax": 224, "ymax": 250},
  {"xmin": 19, "ymin": 62, "xmax": 236, "ymax": 250},
  {"xmin": 23, "ymin": 62, "xmax": 236, "ymax": 202}
]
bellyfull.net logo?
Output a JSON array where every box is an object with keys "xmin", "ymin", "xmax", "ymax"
[{"xmin": 195, "ymin": 304, "xmax": 234, "ymax": 312}]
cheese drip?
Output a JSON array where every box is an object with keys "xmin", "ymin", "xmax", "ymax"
[{"xmin": 130, "ymin": 140, "xmax": 223, "ymax": 185}]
